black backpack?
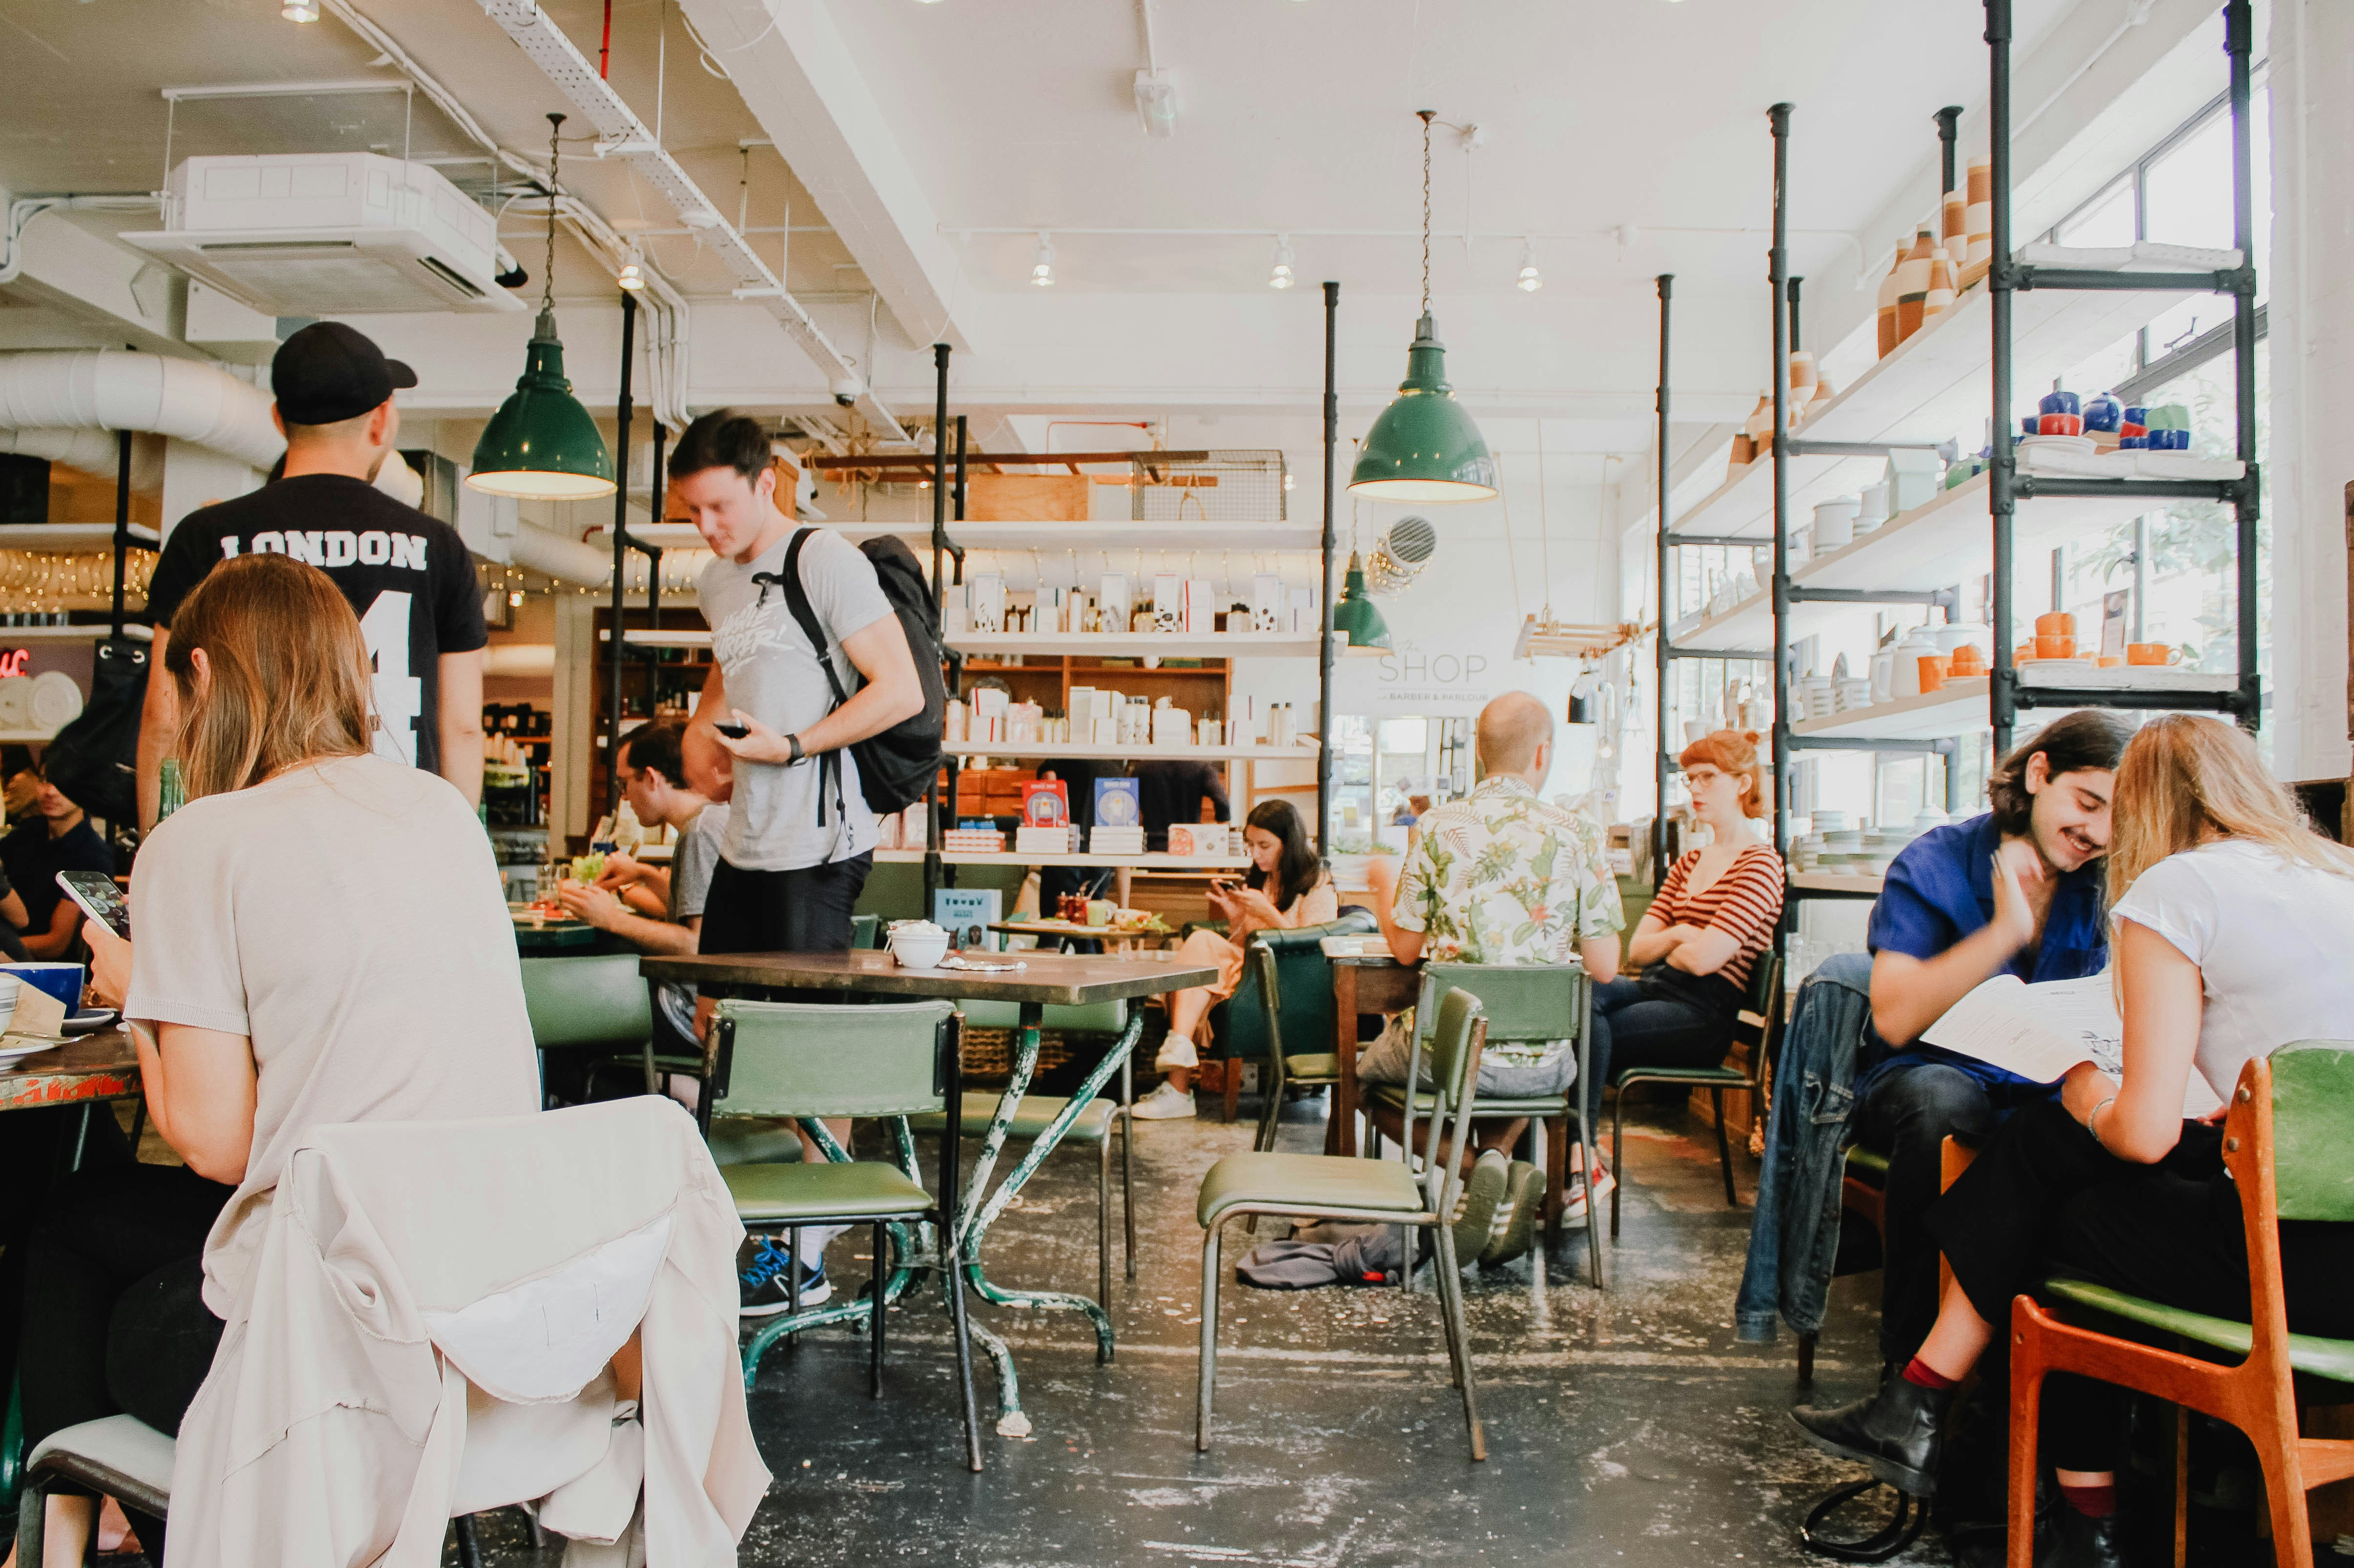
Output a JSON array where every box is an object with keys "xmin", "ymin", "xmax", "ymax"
[
  {"xmin": 44, "ymin": 635, "xmax": 147, "ymax": 830},
  {"xmin": 777, "ymin": 527, "xmax": 946, "ymax": 819}
]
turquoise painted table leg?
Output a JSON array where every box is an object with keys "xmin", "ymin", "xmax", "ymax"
[{"xmin": 739, "ymin": 1117, "xmax": 926, "ymax": 1388}]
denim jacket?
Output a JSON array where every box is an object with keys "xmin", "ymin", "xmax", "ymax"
[{"xmin": 1734, "ymin": 951, "xmax": 1873, "ymax": 1342}]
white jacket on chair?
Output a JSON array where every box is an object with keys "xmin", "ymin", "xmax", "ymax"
[{"xmin": 166, "ymin": 1097, "xmax": 770, "ymax": 1567}]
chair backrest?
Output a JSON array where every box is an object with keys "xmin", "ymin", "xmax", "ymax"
[
  {"xmin": 2263, "ymin": 1040, "xmax": 2354, "ymax": 1222},
  {"xmin": 711, "ymin": 998, "xmax": 958, "ymax": 1120},
  {"xmin": 521, "ymin": 954, "xmax": 653, "ymax": 1050},
  {"xmin": 955, "ymin": 999, "xmax": 1128, "ymax": 1033},
  {"xmin": 1743, "ymin": 948, "xmax": 1785, "ymax": 1024},
  {"xmin": 852, "ymin": 913, "xmax": 881, "ymax": 950},
  {"xmin": 1216, "ymin": 909, "xmax": 1380, "ymax": 1063},
  {"xmin": 1415, "ymin": 961, "xmax": 1586, "ymax": 1049},
  {"xmin": 1411, "ymin": 986, "xmax": 1488, "ymax": 1216}
]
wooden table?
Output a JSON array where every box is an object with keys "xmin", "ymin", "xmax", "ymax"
[
  {"xmin": 1, "ymin": 1029, "xmax": 140, "ymax": 1114},
  {"xmin": 1320, "ymin": 937, "xmax": 1421, "ymax": 1157},
  {"xmin": 643, "ymin": 948, "xmax": 1219, "ymax": 1435},
  {"xmin": 989, "ymin": 919, "xmax": 1171, "ymax": 952}
]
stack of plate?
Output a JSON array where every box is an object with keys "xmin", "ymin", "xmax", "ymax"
[{"xmin": 29, "ymin": 672, "xmax": 82, "ymax": 734}]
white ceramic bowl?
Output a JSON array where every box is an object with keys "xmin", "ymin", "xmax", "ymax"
[{"xmin": 890, "ymin": 935, "xmax": 950, "ymax": 969}]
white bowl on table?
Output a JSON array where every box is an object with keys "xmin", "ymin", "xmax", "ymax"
[{"xmin": 886, "ymin": 920, "xmax": 952, "ymax": 970}]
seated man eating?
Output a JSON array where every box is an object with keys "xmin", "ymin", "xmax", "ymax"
[{"xmin": 1361, "ymin": 690, "xmax": 1623, "ymax": 1270}]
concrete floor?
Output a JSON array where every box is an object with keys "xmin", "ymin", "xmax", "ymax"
[{"xmin": 431, "ymin": 1092, "xmax": 1950, "ymax": 1568}]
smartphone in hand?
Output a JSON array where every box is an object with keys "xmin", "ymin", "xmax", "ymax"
[
  {"xmin": 714, "ymin": 722, "xmax": 751, "ymax": 740},
  {"xmin": 57, "ymin": 870, "xmax": 130, "ymax": 940}
]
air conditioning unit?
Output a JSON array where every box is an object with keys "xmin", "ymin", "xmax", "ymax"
[{"xmin": 123, "ymin": 153, "xmax": 523, "ymax": 316}]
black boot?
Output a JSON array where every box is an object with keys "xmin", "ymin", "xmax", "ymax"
[
  {"xmin": 1791, "ymin": 1375, "xmax": 1954, "ymax": 1495},
  {"xmin": 2052, "ymin": 1505, "xmax": 2125, "ymax": 1568}
]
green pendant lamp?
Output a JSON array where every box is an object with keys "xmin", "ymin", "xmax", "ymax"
[
  {"xmin": 1332, "ymin": 549, "xmax": 1392, "ymax": 656},
  {"xmin": 468, "ymin": 114, "xmax": 616, "ymax": 502},
  {"xmin": 1348, "ymin": 111, "xmax": 1497, "ymax": 504}
]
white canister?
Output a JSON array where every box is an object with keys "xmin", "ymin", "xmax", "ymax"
[
  {"xmin": 1856, "ymin": 482, "xmax": 1892, "ymax": 529},
  {"xmin": 1812, "ymin": 498, "xmax": 1860, "ymax": 552},
  {"xmin": 1869, "ymin": 644, "xmax": 1898, "ymax": 705}
]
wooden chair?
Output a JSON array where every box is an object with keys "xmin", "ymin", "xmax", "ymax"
[
  {"xmin": 2008, "ymin": 1044, "xmax": 2354, "ymax": 1568},
  {"xmin": 1610, "ymin": 949, "xmax": 1785, "ymax": 1238}
]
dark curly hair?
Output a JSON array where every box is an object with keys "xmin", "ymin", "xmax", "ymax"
[{"xmin": 1986, "ymin": 710, "xmax": 2135, "ymax": 835}]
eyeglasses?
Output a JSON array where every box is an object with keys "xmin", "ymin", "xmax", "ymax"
[{"xmin": 1684, "ymin": 768, "xmax": 1725, "ymax": 790}]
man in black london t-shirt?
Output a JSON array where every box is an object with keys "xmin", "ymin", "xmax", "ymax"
[{"xmin": 138, "ymin": 323, "xmax": 487, "ymax": 829}]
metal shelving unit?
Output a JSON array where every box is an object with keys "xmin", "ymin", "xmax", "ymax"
[{"xmin": 1986, "ymin": 0, "xmax": 2261, "ymax": 750}]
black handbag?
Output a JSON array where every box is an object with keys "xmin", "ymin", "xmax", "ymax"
[{"xmin": 43, "ymin": 635, "xmax": 146, "ymax": 826}]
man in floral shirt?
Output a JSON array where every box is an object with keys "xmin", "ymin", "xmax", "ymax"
[{"xmin": 1360, "ymin": 692, "xmax": 1624, "ymax": 1261}]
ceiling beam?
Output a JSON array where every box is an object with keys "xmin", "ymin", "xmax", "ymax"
[{"xmin": 676, "ymin": 0, "xmax": 968, "ymax": 356}]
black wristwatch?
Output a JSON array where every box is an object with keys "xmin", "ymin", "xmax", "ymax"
[{"xmin": 787, "ymin": 733, "xmax": 806, "ymax": 765}]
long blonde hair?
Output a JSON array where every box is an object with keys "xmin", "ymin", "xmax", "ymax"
[
  {"xmin": 169, "ymin": 553, "xmax": 375, "ymax": 800},
  {"xmin": 2106, "ymin": 714, "xmax": 2354, "ymax": 911}
]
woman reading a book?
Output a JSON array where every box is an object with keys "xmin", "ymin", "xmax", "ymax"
[
  {"xmin": 1132, "ymin": 799, "xmax": 1337, "ymax": 1120},
  {"xmin": 1585, "ymin": 729, "xmax": 1784, "ymax": 1159},
  {"xmin": 1792, "ymin": 716, "xmax": 2354, "ymax": 1564}
]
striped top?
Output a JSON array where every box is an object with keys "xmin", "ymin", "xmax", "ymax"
[{"xmin": 1653, "ymin": 843, "xmax": 1786, "ymax": 993}]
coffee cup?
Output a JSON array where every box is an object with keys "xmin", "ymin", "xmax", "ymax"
[
  {"xmin": 2037, "ymin": 413, "xmax": 2084, "ymax": 437},
  {"xmin": 2035, "ymin": 611, "xmax": 2075, "ymax": 637},
  {"xmin": 1949, "ymin": 643, "xmax": 1988, "ymax": 676},
  {"xmin": 2035, "ymin": 634, "xmax": 2076, "ymax": 660},
  {"xmin": 2126, "ymin": 642, "xmax": 2183, "ymax": 666},
  {"xmin": 1916, "ymin": 655, "xmax": 1950, "ymax": 693}
]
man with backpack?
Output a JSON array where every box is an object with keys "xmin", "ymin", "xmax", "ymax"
[{"xmin": 674, "ymin": 410, "xmax": 931, "ymax": 968}]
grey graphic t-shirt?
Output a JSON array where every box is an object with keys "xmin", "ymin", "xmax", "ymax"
[{"xmin": 695, "ymin": 528, "xmax": 892, "ymax": 871}]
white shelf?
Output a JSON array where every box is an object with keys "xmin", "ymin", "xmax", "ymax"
[
  {"xmin": 951, "ymin": 632, "xmax": 1320, "ymax": 658},
  {"xmin": 0, "ymin": 729, "xmax": 61, "ymax": 744},
  {"xmin": 1792, "ymin": 679, "xmax": 1990, "ymax": 741},
  {"xmin": 874, "ymin": 847, "xmax": 1249, "ymax": 869},
  {"xmin": 2019, "ymin": 666, "xmax": 2237, "ymax": 694},
  {"xmin": 0, "ymin": 524, "xmax": 161, "ymax": 551},
  {"xmin": 0, "ymin": 623, "xmax": 152, "ymax": 643},
  {"xmin": 1669, "ymin": 276, "xmax": 2202, "ymax": 542},
  {"xmin": 1667, "ymin": 470, "xmax": 2207, "ymax": 654},
  {"xmin": 946, "ymin": 741, "xmax": 1318, "ymax": 762},
  {"xmin": 1790, "ymin": 871, "xmax": 1884, "ymax": 896},
  {"xmin": 591, "ymin": 521, "xmax": 1320, "ymax": 553}
]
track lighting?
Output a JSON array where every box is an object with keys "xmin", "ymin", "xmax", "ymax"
[
  {"xmin": 1030, "ymin": 233, "xmax": 1055, "ymax": 287},
  {"xmin": 1269, "ymin": 236, "xmax": 1295, "ymax": 290},
  {"xmin": 1517, "ymin": 239, "xmax": 1542, "ymax": 293},
  {"xmin": 282, "ymin": 0, "xmax": 320, "ymax": 18}
]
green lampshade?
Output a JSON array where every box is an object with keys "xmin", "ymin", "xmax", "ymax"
[
  {"xmin": 1332, "ymin": 551, "xmax": 1391, "ymax": 655},
  {"xmin": 467, "ymin": 310, "xmax": 616, "ymax": 500},
  {"xmin": 1348, "ymin": 312, "xmax": 1497, "ymax": 503}
]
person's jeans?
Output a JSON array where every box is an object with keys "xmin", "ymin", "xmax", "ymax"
[
  {"xmin": 17, "ymin": 1161, "xmax": 233, "ymax": 1485},
  {"xmin": 1855, "ymin": 1058, "xmax": 2054, "ymax": 1367},
  {"xmin": 1583, "ymin": 968, "xmax": 1742, "ymax": 1136}
]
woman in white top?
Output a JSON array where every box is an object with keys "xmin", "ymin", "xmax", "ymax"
[
  {"xmin": 1793, "ymin": 715, "xmax": 2354, "ymax": 1563},
  {"xmin": 8, "ymin": 553, "xmax": 539, "ymax": 1568}
]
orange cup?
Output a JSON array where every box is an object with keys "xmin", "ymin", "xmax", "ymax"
[
  {"xmin": 2095, "ymin": 655, "xmax": 2124, "ymax": 668},
  {"xmin": 2035, "ymin": 611, "xmax": 2076, "ymax": 637},
  {"xmin": 2126, "ymin": 642, "xmax": 2182, "ymax": 666},
  {"xmin": 1949, "ymin": 643, "xmax": 1988, "ymax": 676},
  {"xmin": 1917, "ymin": 654, "xmax": 1950, "ymax": 693},
  {"xmin": 2035, "ymin": 634, "xmax": 2076, "ymax": 660}
]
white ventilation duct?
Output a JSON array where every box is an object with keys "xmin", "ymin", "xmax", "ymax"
[
  {"xmin": 505, "ymin": 522, "xmax": 612, "ymax": 586},
  {"xmin": 0, "ymin": 351, "xmax": 283, "ymax": 471},
  {"xmin": 0, "ymin": 426, "xmax": 166, "ymax": 488}
]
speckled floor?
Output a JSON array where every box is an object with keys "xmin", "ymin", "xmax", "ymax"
[{"xmin": 435, "ymin": 1092, "xmax": 1948, "ymax": 1568}]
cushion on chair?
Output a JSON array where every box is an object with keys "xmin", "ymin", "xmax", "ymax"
[
  {"xmin": 1366, "ymin": 1083, "xmax": 1569, "ymax": 1118},
  {"xmin": 2042, "ymin": 1277, "xmax": 2354, "ymax": 1385},
  {"xmin": 908, "ymin": 1092, "xmax": 1117, "ymax": 1143},
  {"xmin": 724, "ymin": 1160, "xmax": 934, "ymax": 1222},
  {"xmin": 26, "ymin": 1415, "xmax": 176, "ymax": 1513},
  {"xmin": 1198, "ymin": 1151, "xmax": 1425, "ymax": 1226},
  {"xmin": 1278, "ymin": 1053, "xmax": 1344, "ymax": 1082}
]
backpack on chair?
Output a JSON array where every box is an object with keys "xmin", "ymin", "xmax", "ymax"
[{"xmin": 777, "ymin": 528, "xmax": 946, "ymax": 818}]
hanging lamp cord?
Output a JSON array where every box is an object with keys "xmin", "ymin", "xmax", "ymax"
[
  {"xmin": 1417, "ymin": 109, "xmax": 1435, "ymax": 317},
  {"xmin": 542, "ymin": 112, "xmax": 565, "ymax": 317}
]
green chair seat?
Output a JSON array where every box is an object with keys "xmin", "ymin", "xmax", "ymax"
[
  {"xmin": 724, "ymin": 1159, "xmax": 934, "ymax": 1222},
  {"xmin": 1843, "ymin": 1146, "xmax": 1891, "ymax": 1182},
  {"xmin": 910, "ymin": 1092, "xmax": 1117, "ymax": 1144},
  {"xmin": 2042, "ymin": 1278, "xmax": 2354, "ymax": 1386},
  {"xmin": 1280, "ymin": 1053, "xmax": 1344, "ymax": 1082},
  {"xmin": 1613, "ymin": 1064, "xmax": 1748, "ymax": 1087},
  {"xmin": 1368, "ymin": 1083, "xmax": 1567, "ymax": 1118},
  {"xmin": 708, "ymin": 1117, "xmax": 805, "ymax": 1167},
  {"xmin": 1198, "ymin": 1150, "xmax": 1424, "ymax": 1226}
]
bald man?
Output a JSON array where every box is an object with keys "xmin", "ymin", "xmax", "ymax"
[{"xmin": 1361, "ymin": 690, "xmax": 1624, "ymax": 1266}]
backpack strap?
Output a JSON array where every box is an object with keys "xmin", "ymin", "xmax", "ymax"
[{"xmin": 776, "ymin": 527, "xmax": 850, "ymax": 831}]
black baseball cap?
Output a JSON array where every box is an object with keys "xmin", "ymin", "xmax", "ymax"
[{"xmin": 271, "ymin": 322, "xmax": 418, "ymax": 426}]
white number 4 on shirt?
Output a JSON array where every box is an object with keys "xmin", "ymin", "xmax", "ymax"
[{"xmin": 359, "ymin": 590, "xmax": 421, "ymax": 765}]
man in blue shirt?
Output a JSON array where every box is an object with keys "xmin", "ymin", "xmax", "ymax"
[{"xmin": 1851, "ymin": 710, "xmax": 2133, "ymax": 1370}]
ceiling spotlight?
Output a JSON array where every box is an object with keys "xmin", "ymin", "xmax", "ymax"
[
  {"xmin": 1132, "ymin": 69, "xmax": 1179, "ymax": 140},
  {"xmin": 282, "ymin": 0, "xmax": 320, "ymax": 18},
  {"xmin": 1030, "ymin": 233, "xmax": 1056, "ymax": 287},
  {"xmin": 1269, "ymin": 236, "xmax": 1295, "ymax": 290},
  {"xmin": 1517, "ymin": 239, "xmax": 1542, "ymax": 293},
  {"xmin": 616, "ymin": 247, "xmax": 646, "ymax": 292}
]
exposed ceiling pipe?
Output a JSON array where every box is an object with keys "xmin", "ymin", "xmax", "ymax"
[
  {"xmin": 0, "ymin": 427, "xmax": 166, "ymax": 488},
  {"xmin": 323, "ymin": 0, "xmax": 693, "ymax": 433},
  {"xmin": 475, "ymin": 0, "xmax": 911, "ymax": 443},
  {"xmin": 0, "ymin": 351, "xmax": 282, "ymax": 471}
]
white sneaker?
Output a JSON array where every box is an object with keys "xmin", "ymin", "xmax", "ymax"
[
  {"xmin": 1130, "ymin": 1081, "xmax": 1198, "ymax": 1120},
  {"xmin": 1153, "ymin": 1033, "xmax": 1200, "ymax": 1071}
]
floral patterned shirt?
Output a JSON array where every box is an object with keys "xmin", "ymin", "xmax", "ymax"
[{"xmin": 1390, "ymin": 775, "xmax": 1624, "ymax": 1066}]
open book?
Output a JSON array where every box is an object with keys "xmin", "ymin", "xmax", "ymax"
[{"xmin": 1921, "ymin": 972, "xmax": 2223, "ymax": 1119}]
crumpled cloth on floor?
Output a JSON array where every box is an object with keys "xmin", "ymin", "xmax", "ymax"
[{"xmin": 1235, "ymin": 1223, "xmax": 1405, "ymax": 1289}]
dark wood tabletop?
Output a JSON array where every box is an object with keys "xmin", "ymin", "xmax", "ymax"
[
  {"xmin": 643, "ymin": 948, "xmax": 1221, "ymax": 1007},
  {"xmin": 1, "ymin": 1028, "xmax": 141, "ymax": 1112}
]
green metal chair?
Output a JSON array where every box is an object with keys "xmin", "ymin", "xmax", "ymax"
[
  {"xmin": 1609, "ymin": 948, "xmax": 1785, "ymax": 1241},
  {"xmin": 1196, "ymin": 985, "xmax": 1492, "ymax": 1460},
  {"xmin": 1244, "ymin": 943, "xmax": 1347, "ymax": 1155},
  {"xmin": 519, "ymin": 953, "xmax": 655, "ymax": 1105},
  {"xmin": 1364, "ymin": 961, "xmax": 1606, "ymax": 1290},
  {"xmin": 703, "ymin": 996, "xmax": 984, "ymax": 1471},
  {"xmin": 911, "ymin": 998, "xmax": 1135, "ymax": 1309},
  {"xmin": 1203, "ymin": 910, "xmax": 1380, "ymax": 1123}
]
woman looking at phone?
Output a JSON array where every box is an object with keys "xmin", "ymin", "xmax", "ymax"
[
  {"xmin": 6, "ymin": 554, "xmax": 540, "ymax": 1568},
  {"xmin": 1131, "ymin": 799, "xmax": 1337, "ymax": 1120}
]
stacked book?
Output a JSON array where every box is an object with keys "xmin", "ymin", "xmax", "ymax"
[
  {"xmin": 1014, "ymin": 825, "xmax": 1072, "ymax": 855},
  {"xmin": 1089, "ymin": 825, "xmax": 1146, "ymax": 856},
  {"xmin": 943, "ymin": 827, "xmax": 1006, "ymax": 854}
]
